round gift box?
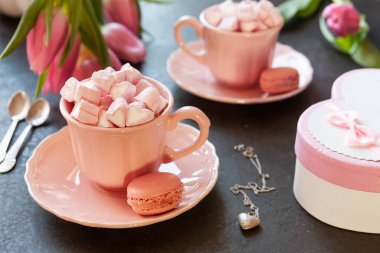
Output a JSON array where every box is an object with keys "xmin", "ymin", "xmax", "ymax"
[{"xmin": 294, "ymin": 102, "xmax": 380, "ymax": 234}]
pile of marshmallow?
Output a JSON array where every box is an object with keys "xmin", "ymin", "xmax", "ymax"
[
  {"xmin": 204, "ymin": 0, "xmax": 283, "ymax": 33},
  {"xmin": 60, "ymin": 63, "xmax": 168, "ymax": 128}
]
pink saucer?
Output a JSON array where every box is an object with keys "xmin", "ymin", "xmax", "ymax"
[
  {"xmin": 25, "ymin": 124, "xmax": 219, "ymax": 228},
  {"xmin": 167, "ymin": 40, "xmax": 313, "ymax": 104}
]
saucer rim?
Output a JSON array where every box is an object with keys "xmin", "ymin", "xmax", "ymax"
[
  {"xmin": 167, "ymin": 41, "xmax": 314, "ymax": 104},
  {"xmin": 25, "ymin": 124, "xmax": 219, "ymax": 228}
]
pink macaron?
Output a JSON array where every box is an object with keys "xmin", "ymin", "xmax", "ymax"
[{"xmin": 127, "ymin": 172, "xmax": 184, "ymax": 215}]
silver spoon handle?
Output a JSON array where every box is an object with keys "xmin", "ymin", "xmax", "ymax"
[
  {"xmin": 0, "ymin": 124, "xmax": 32, "ymax": 173},
  {"xmin": 0, "ymin": 120, "xmax": 19, "ymax": 163}
]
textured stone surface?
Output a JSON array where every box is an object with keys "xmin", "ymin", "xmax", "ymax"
[{"xmin": 0, "ymin": 0, "xmax": 380, "ymax": 252}]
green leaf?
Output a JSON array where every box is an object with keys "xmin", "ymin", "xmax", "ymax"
[
  {"xmin": 92, "ymin": 0, "xmax": 104, "ymax": 24},
  {"xmin": 35, "ymin": 68, "xmax": 49, "ymax": 98},
  {"xmin": 335, "ymin": 35, "xmax": 359, "ymax": 53},
  {"xmin": 0, "ymin": 0, "xmax": 48, "ymax": 60},
  {"xmin": 332, "ymin": 0, "xmax": 351, "ymax": 3},
  {"xmin": 319, "ymin": 16, "xmax": 342, "ymax": 50},
  {"xmin": 136, "ymin": 0, "xmax": 143, "ymax": 35},
  {"xmin": 278, "ymin": 0, "xmax": 323, "ymax": 24},
  {"xmin": 298, "ymin": 0, "xmax": 322, "ymax": 18},
  {"xmin": 141, "ymin": 27, "xmax": 153, "ymax": 38},
  {"xmin": 80, "ymin": 0, "xmax": 110, "ymax": 67},
  {"xmin": 44, "ymin": 0, "xmax": 53, "ymax": 45},
  {"xmin": 59, "ymin": 0, "xmax": 83, "ymax": 66},
  {"xmin": 351, "ymin": 39, "xmax": 380, "ymax": 68}
]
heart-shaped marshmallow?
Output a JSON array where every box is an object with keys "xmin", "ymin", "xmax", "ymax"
[
  {"xmin": 110, "ymin": 81, "xmax": 136, "ymax": 102},
  {"xmin": 92, "ymin": 69, "xmax": 116, "ymax": 93},
  {"xmin": 122, "ymin": 63, "xmax": 143, "ymax": 84},
  {"xmin": 98, "ymin": 109, "xmax": 115, "ymax": 128},
  {"xmin": 106, "ymin": 97, "xmax": 128, "ymax": 127},
  {"xmin": 204, "ymin": 7, "xmax": 223, "ymax": 26},
  {"xmin": 125, "ymin": 102, "xmax": 155, "ymax": 127}
]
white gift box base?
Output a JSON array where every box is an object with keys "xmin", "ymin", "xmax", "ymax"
[{"xmin": 294, "ymin": 159, "xmax": 380, "ymax": 234}]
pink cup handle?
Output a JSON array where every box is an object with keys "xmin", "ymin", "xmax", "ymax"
[
  {"xmin": 163, "ymin": 106, "xmax": 210, "ymax": 163},
  {"xmin": 174, "ymin": 16, "xmax": 206, "ymax": 64}
]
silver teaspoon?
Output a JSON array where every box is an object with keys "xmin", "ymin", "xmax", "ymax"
[
  {"xmin": 0, "ymin": 98, "xmax": 50, "ymax": 173},
  {"xmin": 0, "ymin": 91, "xmax": 30, "ymax": 162}
]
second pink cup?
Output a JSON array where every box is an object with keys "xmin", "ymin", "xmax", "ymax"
[{"xmin": 175, "ymin": 7, "xmax": 283, "ymax": 88}]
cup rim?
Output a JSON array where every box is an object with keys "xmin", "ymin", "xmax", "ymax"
[
  {"xmin": 199, "ymin": 6, "xmax": 284, "ymax": 37},
  {"xmin": 60, "ymin": 77, "xmax": 174, "ymax": 132}
]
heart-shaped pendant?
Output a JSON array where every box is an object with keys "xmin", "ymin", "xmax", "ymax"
[{"xmin": 238, "ymin": 212, "xmax": 260, "ymax": 230}]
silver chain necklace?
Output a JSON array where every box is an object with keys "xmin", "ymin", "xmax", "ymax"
[{"xmin": 230, "ymin": 144, "xmax": 276, "ymax": 230}]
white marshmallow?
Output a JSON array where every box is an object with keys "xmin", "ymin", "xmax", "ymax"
[
  {"xmin": 219, "ymin": 0, "xmax": 237, "ymax": 17},
  {"xmin": 135, "ymin": 79, "xmax": 153, "ymax": 95},
  {"xmin": 125, "ymin": 102, "xmax": 155, "ymax": 127},
  {"xmin": 121, "ymin": 63, "xmax": 143, "ymax": 85},
  {"xmin": 92, "ymin": 69, "xmax": 115, "ymax": 93},
  {"xmin": 257, "ymin": 0, "xmax": 273, "ymax": 21},
  {"xmin": 104, "ymin": 66, "xmax": 115, "ymax": 73},
  {"xmin": 98, "ymin": 110, "xmax": 115, "ymax": 128},
  {"xmin": 240, "ymin": 20, "xmax": 258, "ymax": 32},
  {"xmin": 205, "ymin": 7, "xmax": 223, "ymax": 26},
  {"xmin": 133, "ymin": 87, "xmax": 168, "ymax": 115},
  {"xmin": 111, "ymin": 69, "xmax": 127, "ymax": 83},
  {"xmin": 110, "ymin": 81, "xmax": 136, "ymax": 102},
  {"xmin": 218, "ymin": 16, "xmax": 238, "ymax": 32},
  {"xmin": 74, "ymin": 80, "xmax": 101, "ymax": 105},
  {"xmin": 236, "ymin": 0, "xmax": 258, "ymax": 22},
  {"xmin": 70, "ymin": 101, "xmax": 99, "ymax": 126},
  {"xmin": 100, "ymin": 95, "xmax": 113, "ymax": 111},
  {"xmin": 60, "ymin": 77, "xmax": 79, "ymax": 102},
  {"xmin": 106, "ymin": 97, "xmax": 128, "ymax": 128}
]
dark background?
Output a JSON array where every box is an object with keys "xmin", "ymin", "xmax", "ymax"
[{"xmin": 1, "ymin": 0, "xmax": 380, "ymax": 252}]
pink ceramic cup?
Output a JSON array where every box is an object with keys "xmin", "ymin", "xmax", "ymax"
[
  {"xmin": 60, "ymin": 77, "xmax": 210, "ymax": 191},
  {"xmin": 174, "ymin": 8, "xmax": 283, "ymax": 88}
]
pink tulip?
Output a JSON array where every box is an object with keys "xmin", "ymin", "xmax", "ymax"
[
  {"xmin": 322, "ymin": 3, "xmax": 360, "ymax": 37},
  {"xmin": 42, "ymin": 37, "xmax": 81, "ymax": 94},
  {"xmin": 73, "ymin": 46, "xmax": 122, "ymax": 81},
  {"xmin": 104, "ymin": 0, "xmax": 140, "ymax": 35},
  {"xmin": 26, "ymin": 9, "xmax": 69, "ymax": 74},
  {"xmin": 108, "ymin": 48, "xmax": 123, "ymax": 70},
  {"xmin": 102, "ymin": 22, "xmax": 146, "ymax": 64}
]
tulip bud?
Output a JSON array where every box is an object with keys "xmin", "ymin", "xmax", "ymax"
[
  {"xmin": 42, "ymin": 37, "xmax": 81, "ymax": 94},
  {"xmin": 73, "ymin": 45, "xmax": 122, "ymax": 81},
  {"xmin": 102, "ymin": 22, "xmax": 146, "ymax": 64},
  {"xmin": 26, "ymin": 9, "xmax": 69, "ymax": 74},
  {"xmin": 322, "ymin": 3, "xmax": 360, "ymax": 37},
  {"xmin": 104, "ymin": 0, "xmax": 140, "ymax": 36}
]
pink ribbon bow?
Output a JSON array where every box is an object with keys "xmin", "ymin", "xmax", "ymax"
[{"xmin": 326, "ymin": 103, "xmax": 380, "ymax": 155}]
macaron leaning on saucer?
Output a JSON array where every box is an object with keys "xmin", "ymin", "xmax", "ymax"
[
  {"xmin": 127, "ymin": 172, "xmax": 184, "ymax": 215},
  {"xmin": 259, "ymin": 67, "xmax": 299, "ymax": 94}
]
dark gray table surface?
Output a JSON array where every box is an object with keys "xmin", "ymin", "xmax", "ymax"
[{"xmin": 1, "ymin": 0, "xmax": 380, "ymax": 252}]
